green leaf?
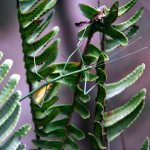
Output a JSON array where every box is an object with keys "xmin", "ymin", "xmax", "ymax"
[
  {"xmin": 95, "ymin": 102, "xmax": 104, "ymax": 121},
  {"xmin": 35, "ymin": 128, "xmax": 65, "ymax": 138},
  {"xmin": 0, "ymin": 59, "xmax": 13, "ymax": 83},
  {"xmin": 104, "ymin": 89, "xmax": 146, "ymax": 127},
  {"xmin": 94, "ymin": 121, "xmax": 103, "ymax": 142},
  {"xmin": 27, "ymin": 40, "xmax": 60, "ymax": 68},
  {"xmin": 141, "ymin": 137, "xmax": 150, "ymax": 150},
  {"xmin": 107, "ymin": 95, "xmax": 145, "ymax": 141},
  {"xmin": 20, "ymin": 0, "xmax": 57, "ymax": 28},
  {"xmin": 88, "ymin": 133, "xmax": 106, "ymax": 150},
  {"xmin": 43, "ymin": 118, "xmax": 69, "ymax": 133},
  {"xmin": 126, "ymin": 25, "xmax": 139, "ymax": 38},
  {"xmin": 84, "ymin": 44, "xmax": 109, "ymax": 65},
  {"xmin": 118, "ymin": 0, "xmax": 138, "ymax": 16},
  {"xmin": 1, "ymin": 125, "xmax": 31, "ymax": 149},
  {"xmin": 25, "ymin": 26, "xmax": 59, "ymax": 53},
  {"xmin": 106, "ymin": 25, "xmax": 139, "ymax": 52},
  {"xmin": 77, "ymin": 25, "xmax": 93, "ymax": 40},
  {"xmin": 81, "ymin": 71, "xmax": 98, "ymax": 82},
  {"xmin": 0, "ymin": 74, "xmax": 20, "ymax": 108},
  {"xmin": 96, "ymin": 84, "xmax": 106, "ymax": 103},
  {"xmin": 0, "ymin": 104, "xmax": 21, "ymax": 143},
  {"xmin": 104, "ymin": 1, "xmax": 119, "ymax": 25},
  {"xmin": 39, "ymin": 39, "xmax": 60, "ymax": 69},
  {"xmin": 24, "ymin": 10, "xmax": 55, "ymax": 43},
  {"xmin": 114, "ymin": 8, "xmax": 144, "ymax": 31},
  {"xmin": 32, "ymin": 96, "xmax": 58, "ymax": 111},
  {"xmin": 97, "ymin": 69, "xmax": 107, "ymax": 84},
  {"xmin": 0, "ymin": 91, "xmax": 20, "ymax": 127},
  {"xmin": 105, "ymin": 64, "xmax": 145, "ymax": 100},
  {"xmin": 75, "ymin": 100, "xmax": 90, "ymax": 119},
  {"xmin": 79, "ymin": 4, "xmax": 99, "ymax": 20},
  {"xmin": 95, "ymin": 22, "xmax": 128, "ymax": 46},
  {"xmin": 76, "ymin": 85, "xmax": 90, "ymax": 103},
  {"xmin": 68, "ymin": 124, "xmax": 85, "ymax": 140},
  {"xmin": 66, "ymin": 137, "xmax": 79, "ymax": 150},
  {"xmin": 36, "ymin": 104, "xmax": 71, "ymax": 120}
]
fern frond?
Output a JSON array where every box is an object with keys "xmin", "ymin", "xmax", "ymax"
[
  {"xmin": 105, "ymin": 64, "xmax": 145, "ymax": 100},
  {"xmin": 0, "ymin": 51, "xmax": 31, "ymax": 149}
]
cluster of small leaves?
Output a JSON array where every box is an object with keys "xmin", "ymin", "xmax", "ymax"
[
  {"xmin": 17, "ymin": 0, "xmax": 149, "ymax": 150},
  {"xmin": 0, "ymin": 51, "xmax": 31, "ymax": 150}
]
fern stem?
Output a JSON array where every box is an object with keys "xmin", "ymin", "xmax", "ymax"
[{"xmin": 101, "ymin": 33, "xmax": 109, "ymax": 149}]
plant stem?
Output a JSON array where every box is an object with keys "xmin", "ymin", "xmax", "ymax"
[{"xmin": 101, "ymin": 33, "xmax": 109, "ymax": 149}]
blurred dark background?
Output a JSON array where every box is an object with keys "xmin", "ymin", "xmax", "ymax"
[{"xmin": 0, "ymin": 0, "xmax": 150, "ymax": 149}]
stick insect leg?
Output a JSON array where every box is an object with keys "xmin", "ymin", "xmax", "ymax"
[{"xmin": 62, "ymin": 26, "xmax": 88, "ymax": 75}]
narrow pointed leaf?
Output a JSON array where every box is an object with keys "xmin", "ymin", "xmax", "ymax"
[
  {"xmin": 0, "ymin": 59, "xmax": 13, "ymax": 83},
  {"xmin": 0, "ymin": 104, "xmax": 21, "ymax": 143},
  {"xmin": 43, "ymin": 118, "xmax": 69, "ymax": 133},
  {"xmin": 20, "ymin": 0, "xmax": 57, "ymax": 27},
  {"xmin": 75, "ymin": 100, "xmax": 90, "ymax": 119},
  {"xmin": 114, "ymin": 8, "xmax": 144, "ymax": 31},
  {"xmin": 26, "ymin": 10, "xmax": 55, "ymax": 43},
  {"xmin": 104, "ymin": 1, "xmax": 119, "ymax": 25},
  {"xmin": 95, "ymin": 22, "xmax": 128, "ymax": 46},
  {"xmin": 106, "ymin": 25, "xmax": 139, "ymax": 52},
  {"xmin": 79, "ymin": 4, "xmax": 99, "ymax": 20},
  {"xmin": 105, "ymin": 64, "xmax": 145, "ymax": 100},
  {"xmin": 0, "ymin": 74, "xmax": 20, "ymax": 109},
  {"xmin": 108, "ymin": 98, "xmax": 145, "ymax": 141},
  {"xmin": 88, "ymin": 133, "xmax": 106, "ymax": 150},
  {"xmin": 104, "ymin": 89, "xmax": 146, "ymax": 127},
  {"xmin": 77, "ymin": 25, "xmax": 93, "ymax": 40},
  {"xmin": 66, "ymin": 137, "xmax": 79, "ymax": 150},
  {"xmin": 0, "ymin": 91, "xmax": 20, "ymax": 127},
  {"xmin": 69, "ymin": 124, "xmax": 85, "ymax": 140},
  {"xmin": 1, "ymin": 125, "xmax": 31, "ymax": 149},
  {"xmin": 118, "ymin": 0, "xmax": 138, "ymax": 16}
]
